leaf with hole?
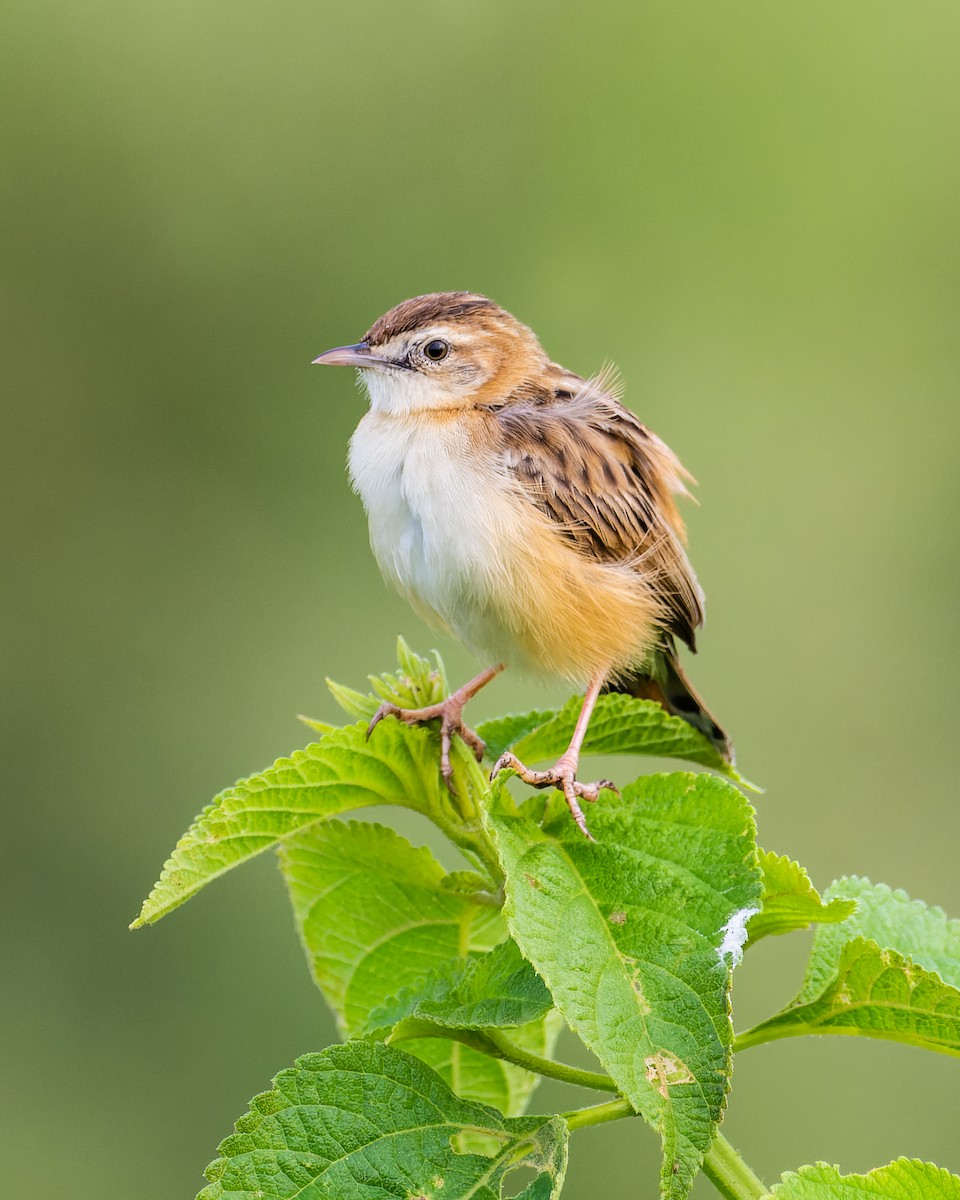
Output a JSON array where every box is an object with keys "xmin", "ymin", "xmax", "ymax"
[
  {"xmin": 486, "ymin": 771, "xmax": 761, "ymax": 1200},
  {"xmin": 198, "ymin": 1041, "xmax": 568, "ymax": 1200}
]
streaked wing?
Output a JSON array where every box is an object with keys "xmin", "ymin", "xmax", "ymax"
[{"xmin": 492, "ymin": 370, "xmax": 705, "ymax": 650}]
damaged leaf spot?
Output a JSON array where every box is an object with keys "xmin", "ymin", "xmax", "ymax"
[
  {"xmin": 630, "ymin": 971, "xmax": 651, "ymax": 1014},
  {"xmin": 608, "ymin": 910, "xmax": 627, "ymax": 925},
  {"xmin": 524, "ymin": 873, "xmax": 541, "ymax": 889},
  {"xmin": 644, "ymin": 1052, "xmax": 695, "ymax": 1099}
]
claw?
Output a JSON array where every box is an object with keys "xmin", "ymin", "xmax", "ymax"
[
  {"xmin": 491, "ymin": 750, "xmax": 617, "ymax": 839},
  {"xmin": 366, "ymin": 702, "xmax": 401, "ymax": 740},
  {"xmin": 367, "ymin": 697, "xmax": 486, "ymax": 792},
  {"xmin": 458, "ymin": 725, "xmax": 486, "ymax": 763}
]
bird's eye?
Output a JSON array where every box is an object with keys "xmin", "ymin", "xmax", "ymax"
[{"xmin": 423, "ymin": 339, "xmax": 449, "ymax": 361}]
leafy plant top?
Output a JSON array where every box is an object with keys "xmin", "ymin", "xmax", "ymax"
[{"xmin": 134, "ymin": 643, "xmax": 960, "ymax": 1200}]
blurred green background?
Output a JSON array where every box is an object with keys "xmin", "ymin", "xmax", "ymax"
[{"xmin": 3, "ymin": 0, "xmax": 959, "ymax": 1195}]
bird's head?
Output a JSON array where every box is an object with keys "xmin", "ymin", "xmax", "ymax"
[{"xmin": 313, "ymin": 292, "xmax": 548, "ymax": 414}]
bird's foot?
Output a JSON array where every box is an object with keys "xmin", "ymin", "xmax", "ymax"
[
  {"xmin": 490, "ymin": 751, "xmax": 618, "ymax": 840},
  {"xmin": 367, "ymin": 696, "xmax": 485, "ymax": 790}
]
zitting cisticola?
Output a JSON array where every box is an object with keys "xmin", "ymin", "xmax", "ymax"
[{"xmin": 314, "ymin": 292, "xmax": 731, "ymax": 836}]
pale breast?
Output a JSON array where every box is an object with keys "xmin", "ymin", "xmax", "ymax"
[
  {"xmin": 347, "ymin": 409, "xmax": 663, "ymax": 681},
  {"xmin": 347, "ymin": 411, "xmax": 518, "ymax": 652}
]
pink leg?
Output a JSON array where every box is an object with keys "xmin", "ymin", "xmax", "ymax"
[
  {"xmin": 491, "ymin": 672, "xmax": 617, "ymax": 839},
  {"xmin": 560, "ymin": 673, "xmax": 605, "ymax": 769},
  {"xmin": 368, "ymin": 663, "xmax": 505, "ymax": 788}
]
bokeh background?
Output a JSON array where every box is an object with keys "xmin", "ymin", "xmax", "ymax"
[{"xmin": 4, "ymin": 1, "xmax": 959, "ymax": 1196}]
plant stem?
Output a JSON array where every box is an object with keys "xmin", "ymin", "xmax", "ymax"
[
  {"xmin": 733, "ymin": 1027, "xmax": 767, "ymax": 1053},
  {"xmin": 562, "ymin": 1096, "xmax": 635, "ymax": 1131},
  {"xmin": 425, "ymin": 800, "xmax": 503, "ymax": 885},
  {"xmin": 459, "ymin": 832, "xmax": 504, "ymax": 886},
  {"xmin": 431, "ymin": 750, "xmax": 506, "ymax": 885},
  {"xmin": 483, "ymin": 1029, "xmax": 618, "ymax": 1092},
  {"xmin": 702, "ymin": 1133, "xmax": 767, "ymax": 1200},
  {"xmin": 734, "ymin": 1023, "xmax": 815, "ymax": 1054}
]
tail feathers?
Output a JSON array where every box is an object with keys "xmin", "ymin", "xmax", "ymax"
[{"xmin": 608, "ymin": 651, "xmax": 734, "ymax": 765}]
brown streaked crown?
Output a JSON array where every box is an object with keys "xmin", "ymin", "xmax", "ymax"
[{"xmin": 363, "ymin": 292, "xmax": 504, "ymax": 346}]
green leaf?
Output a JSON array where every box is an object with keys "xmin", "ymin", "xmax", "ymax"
[
  {"xmin": 477, "ymin": 693, "xmax": 741, "ymax": 777},
  {"xmin": 416, "ymin": 939, "xmax": 554, "ymax": 1031},
  {"xmin": 280, "ymin": 821, "xmax": 503, "ymax": 1037},
  {"xmin": 362, "ymin": 957, "xmax": 473, "ymax": 1037},
  {"xmin": 798, "ymin": 877, "xmax": 960, "ymax": 999},
  {"xmin": 477, "ymin": 709, "xmax": 557, "ymax": 759},
  {"xmin": 323, "ymin": 678, "xmax": 379, "ymax": 720},
  {"xmin": 327, "ymin": 636, "xmax": 449, "ymax": 721},
  {"xmin": 361, "ymin": 940, "xmax": 561, "ymax": 1133},
  {"xmin": 295, "ymin": 713, "xmax": 335, "ymax": 736},
  {"xmin": 766, "ymin": 1157, "xmax": 960, "ymax": 1198},
  {"xmin": 279, "ymin": 820, "xmax": 557, "ymax": 1117},
  {"xmin": 402, "ymin": 1019, "xmax": 565, "ymax": 1137},
  {"xmin": 390, "ymin": 635, "xmax": 449, "ymax": 701},
  {"xmin": 739, "ymin": 879, "xmax": 960, "ymax": 1056},
  {"xmin": 199, "ymin": 1041, "xmax": 568, "ymax": 1200},
  {"xmin": 131, "ymin": 716, "xmax": 479, "ymax": 929},
  {"xmin": 486, "ymin": 772, "xmax": 762, "ymax": 1200},
  {"xmin": 366, "ymin": 938, "xmax": 553, "ymax": 1036},
  {"xmin": 442, "ymin": 870, "xmax": 495, "ymax": 896},
  {"xmin": 740, "ymin": 937, "xmax": 960, "ymax": 1055},
  {"xmin": 745, "ymin": 852, "xmax": 857, "ymax": 948}
]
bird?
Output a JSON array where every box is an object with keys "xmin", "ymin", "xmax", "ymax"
[{"xmin": 313, "ymin": 292, "xmax": 731, "ymax": 836}]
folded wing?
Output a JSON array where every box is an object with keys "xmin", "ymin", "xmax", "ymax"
[{"xmin": 492, "ymin": 369, "xmax": 705, "ymax": 652}]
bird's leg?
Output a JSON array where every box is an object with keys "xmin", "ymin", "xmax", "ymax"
[
  {"xmin": 491, "ymin": 673, "xmax": 615, "ymax": 839},
  {"xmin": 367, "ymin": 663, "xmax": 505, "ymax": 788}
]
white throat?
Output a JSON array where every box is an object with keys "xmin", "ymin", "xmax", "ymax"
[{"xmin": 359, "ymin": 367, "xmax": 460, "ymax": 415}]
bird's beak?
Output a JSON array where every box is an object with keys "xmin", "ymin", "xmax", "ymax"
[{"xmin": 312, "ymin": 342, "xmax": 384, "ymax": 369}]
